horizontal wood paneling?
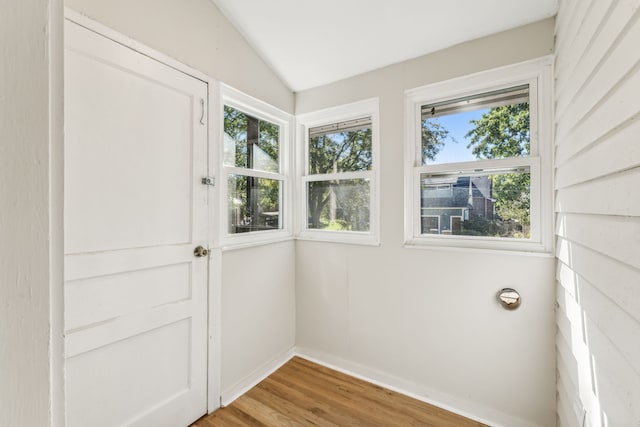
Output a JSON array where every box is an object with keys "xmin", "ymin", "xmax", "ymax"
[
  {"xmin": 555, "ymin": 291, "xmax": 598, "ymax": 426},
  {"xmin": 557, "ymin": 11, "xmax": 640, "ymax": 136},
  {"xmin": 554, "ymin": 0, "xmax": 594, "ymax": 80},
  {"xmin": 555, "ymin": 0, "xmax": 640, "ymax": 425},
  {"xmin": 557, "ymin": 263, "xmax": 640, "ymax": 374},
  {"xmin": 580, "ymin": 317, "xmax": 640, "ymax": 425},
  {"xmin": 557, "ymin": 373, "xmax": 581, "ymax": 427},
  {"xmin": 556, "ymin": 238, "xmax": 640, "ymax": 322},
  {"xmin": 555, "ymin": 0, "xmax": 610, "ymax": 93},
  {"xmin": 556, "ymin": 281, "xmax": 640, "ymax": 425},
  {"xmin": 556, "ymin": 0, "xmax": 639, "ymax": 119},
  {"xmin": 555, "ymin": 116, "xmax": 640, "ymax": 189},
  {"xmin": 556, "ymin": 214, "xmax": 640, "ymax": 269},
  {"xmin": 556, "ymin": 63, "xmax": 640, "ymax": 165},
  {"xmin": 556, "ymin": 331, "xmax": 579, "ymax": 397},
  {"xmin": 555, "ymin": 168, "xmax": 640, "ymax": 216}
]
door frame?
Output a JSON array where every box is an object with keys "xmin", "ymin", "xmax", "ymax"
[{"xmin": 63, "ymin": 8, "xmax": 222, "ymax": 414}]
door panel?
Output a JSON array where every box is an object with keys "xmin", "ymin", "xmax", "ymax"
[
  {"xmin": 66, "ymin": 320, "xmax": 192, "ymax": 427},
  {"xmin": 65, "ymin": 263, "xmax": 191, "ymax": 331},
  {"xmin": 65, "ymin": 30, "xmax": 198, "ymax": 254},
  {"xmin": 64, "ymin": 20, "xmax": 208, "ymax": 427}
]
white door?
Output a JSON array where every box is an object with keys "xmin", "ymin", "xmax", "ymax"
[{"xmin": 64, "ymin": 20, "xmax": 208, "ymax": 427}]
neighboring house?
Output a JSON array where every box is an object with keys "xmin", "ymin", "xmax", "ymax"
[{"xmin": 420, "ymin": 176, "xmax": 495, "ymax": 234}]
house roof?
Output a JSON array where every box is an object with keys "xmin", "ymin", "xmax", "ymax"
[{"xmin": 211, "ymin": 0, "xmax": 559, "ymax": 91}]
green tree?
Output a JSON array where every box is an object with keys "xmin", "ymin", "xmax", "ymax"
[
  {"xmin": 308, "ymin": 128, "xmax": 371, "ymax": 229},
  {"xmin": 421, "ymin": 118, "xmax": 449, "ymax": 163},
  {"xmin": 224, "ymin": 106, "xmax": 280, "ymax": 232},
  {"xmin": 465, "ymin": 103, "xmax": 531, "ymax": 235},
  {"xmin": 466, "ymin": 103, "xmax": 529, "ymax": 159},
  {"xmin": 223, "ymin": 106, "xmax": 279, "ymax": 169}
]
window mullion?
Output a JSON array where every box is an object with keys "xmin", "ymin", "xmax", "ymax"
[
  {"xmin": 224, "ymin": 166, "xmax": 285, "ymax": 181},
  {"xmin": 303, "ymin": 170, "xmax": 372, "ymax": 182},
  {"xmin": 416, "ymin": 156, "xmax": 536, "ymax": 176}
]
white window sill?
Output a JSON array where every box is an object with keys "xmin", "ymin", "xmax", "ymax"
[
  {"xmin": 296, "ymin": 230, "xmax": 380, "ymax": 247},
  {"xmin": 404, "ymin": 236, "xmax": 554, "ymax": 257},
  {"xmin": 218, "ymin": 231, "xmax": 293, "ymax": 252}
]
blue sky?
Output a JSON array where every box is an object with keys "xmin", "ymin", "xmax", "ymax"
[{"xmin": 427, "ymin": 108, "xmax": 489, "ymax": 164}]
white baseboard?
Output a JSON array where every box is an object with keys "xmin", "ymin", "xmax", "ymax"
[
  {"xmin": 294, "ymin": 347, "xmax": 544, "ymax": 427},
  {"xmin": 220, "ymin": 347, "xmax": 295, "ymax": 407},
  {"xmin": 218, "ymin": 346, "xmax": 544, "ymax": 427}
]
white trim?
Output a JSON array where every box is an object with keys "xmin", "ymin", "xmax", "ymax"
[
  {"xmin": 220, "ymin": 347, "xmax": 295, "ymax": 407},
  {"xmin": 296, "ymin": 98, "xmax": 380, "ymax": 245},
  {"xmin": 404, "ymin": 56, "xmax": 554, "ymax": 254},
  {"xmin": 218, "ymin": 84, "xmax": 294, "ymax": 249},
  {"xmin": 212, "ymin": 344, "xmax": 548, "ymax": 426},
  {"xmin": 220, "ymin": 229, "xmax": 293, "ymax": 250},
  {"xmin": 415, "ymin": 156, "xmax": 537, "ymax": 175},
  {"xmin": 403, "ymin": 242, "xmax": 555, "ymax": 258},
  {"xmin": 63, "ymin": 8, "xmax": 224, "ymax": 415},
  {"xmin": 206, "ymin": 81, "xmax": 223, "ymax": 413},
  {"xmin": 303, "ymin": 170, "xmax": 375, "ymax": 182},
  {"xmin": 64, "ymin": 9, "xmax": 211, "ymax": 84},
  {"xmin": 295, "ymin": 230, "xmax": 381, "ymax": 246},
  {"xmin": 224, "ymin": 166, "xmax": 284, "ymax": 181},
  {"xmin": 51, "ymin": 3, "xmax": 65, "ymax": 426},
  {"xmin": 207, "ymin": 248, "xmax": 222, "ymax": 412},
  {"xmin": 294, "ymin": 347, "xmax": 544, "ymax": 427},
  {"xmin": 208, "ymin": 81, "xmax": 223, "ymax": 250},
  {"xmin": 220, "ymin": 236, "xmax": 295, "ymax": 252}
]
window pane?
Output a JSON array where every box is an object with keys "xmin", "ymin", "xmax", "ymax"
[
  {"xmin": 421, "ymin": 86, "xmax": 530, "ymax": 165},
  {"xmin": 224, "ymin": 105, "xmax": 279, "ymax": 172},
  {"xmin": 307, "ymin": 179, "xmax": 370, "ymax": 231},
  {"xmin": 228, "ymin": 174, "xmax": 281, "ymax": 234},
  {"xmin": 420, "ymin": 168, "xmax": 530, "ymax": 239},
  {"xmin": 309, "ymin": 126, "xmax": 372, "ymax": 174}
]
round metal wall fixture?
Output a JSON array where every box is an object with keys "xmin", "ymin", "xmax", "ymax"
[{"xmin": 497, "ymin": 288, "xmax": 521, "ymax": 310}]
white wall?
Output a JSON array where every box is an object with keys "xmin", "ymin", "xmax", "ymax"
[
  {"xmin": 554, "ymin": 1, "xmax": 640, "ymax": 426},
  {"xmin": 220, "ymin": 241, "xmax": 296, "ymax": 401},
  {"xmin": 295, "ymin": 19, "xmax": 557, "ymax": 427},
  {"xmin": 64, "ymin": 0, "xmax": 297, "ymax": 408},
  {"xmin": 64, "ymin": 0, "xmax": 294, "ymax": 113},
  {"xmin": 0, "ymin": 0, "xmax": 64, "ymax": 426}
]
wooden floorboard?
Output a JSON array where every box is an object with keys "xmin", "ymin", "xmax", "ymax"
[{"xmin": 191, "ymin": 357, "xmax": 487, "ymax": 427}]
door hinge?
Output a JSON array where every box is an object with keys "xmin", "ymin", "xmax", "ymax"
[{"xmin": 201, "ymin": 176, "xmax": 215, "ymax": 186}]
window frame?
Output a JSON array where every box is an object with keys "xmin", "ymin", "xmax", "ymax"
[
  {"xmin": 404, "ymin": 57, "xmax": 553, "ymax": 253},
  {"xmin": 296, "ymin": 98, "xmax": 380, "ymax": 245},
  {"xmin": 219, "ymin": 84, "xmax": 293, "ymax": 248}
]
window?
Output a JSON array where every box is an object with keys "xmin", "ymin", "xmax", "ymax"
[
  {"xmin": 422, "ymin": 215, "xmax": 440, "ymax": 235},
  {"xmin": 297, "ymin": 99, "xmax": 379, "ymax": 244},
  {"xmin": 405, "ymin": 58, "xmax": 553, "ymax": 252},
  {"xmin": 221, "ymin": 85, "xmax": 292, "ymax": 246}
]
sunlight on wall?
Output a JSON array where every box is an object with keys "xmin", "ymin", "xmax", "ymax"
[{"xmin": 557, "ymin": 215, "xmax": 605, "ymax": 427}]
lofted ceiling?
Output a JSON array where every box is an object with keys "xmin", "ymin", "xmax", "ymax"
[{"xmin": 211, "ymin": 0, "xmax": 558, "ymax": 92}]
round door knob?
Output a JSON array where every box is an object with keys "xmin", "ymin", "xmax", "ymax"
[{"xmin": 194, "ymin": 246, "xmax": 209, "ymax": 258}]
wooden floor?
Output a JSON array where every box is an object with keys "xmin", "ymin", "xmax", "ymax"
[{"xmin": 191, "ymin": 357, "xmax": 486, "ymax": 426}]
